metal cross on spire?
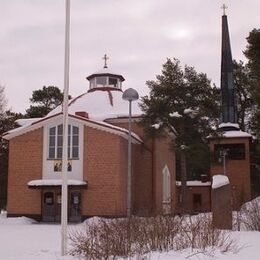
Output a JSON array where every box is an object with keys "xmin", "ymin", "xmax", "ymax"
[
  {"xmin": 221, "ymin": 4, "xmax": 228, "ymax": 15},
  {"xmin": 103, "ymin": 54, "xmax": 109, "ymax": 68}
]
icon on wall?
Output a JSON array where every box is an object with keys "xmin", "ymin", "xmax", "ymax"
[{"xmin": 54, "ymin": 160, "xmax": 72, "ymax": 172}]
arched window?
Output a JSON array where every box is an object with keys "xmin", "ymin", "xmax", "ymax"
[
  {"xmin": 48, "ymin": 124, "xmax": 79, "ymax": 159},
  {"xmin": 162, "ymin": 165, "xmax": 171, "ymax": 203}
]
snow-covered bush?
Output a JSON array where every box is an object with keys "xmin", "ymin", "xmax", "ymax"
[
  {"xmin": 241, "ymin": 197, "xmax": 260, "ymax": 231},
  {"xmin": 69, "ymin": 215, "xmax": 238, "ymax": 259}
]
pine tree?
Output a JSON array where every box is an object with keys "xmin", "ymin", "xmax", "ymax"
[
  {"xmin": 25, "ymin": 86, "xmax": 71, "ymax": 118},
  {"xmin": 140, "ymin": 58, "xmax": 220, "ymax": 212},
  {"xmin": 244, "ymin": 29, "xmax": 260, "ymax": 137},
  {"xmin": 233, "ymin": 60, "xmax": 254, "ymax": 132}
]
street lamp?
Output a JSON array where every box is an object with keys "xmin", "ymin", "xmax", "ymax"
[
  {"xmin": 122, "ymin": 88, "xmax": 139, "ymax": 218},
  {"xmin": 61, "ymin": 0, "xmax": 70, "ymax": 256},
  {"xmin": 220, "ymin": 149, "xmax": 229, "ymax": 175}
]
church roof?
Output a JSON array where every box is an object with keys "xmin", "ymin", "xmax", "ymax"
[
  {"xmin": 2, "ymin": 113, "xmax": 143, "ymax": 143},
  {"xmin": 46, "ymin": 88, "xmax": 142, "ymax": 121},
  {"xmin": 86, "ymin": 67, "xmax": 125, "ymax": 81}
]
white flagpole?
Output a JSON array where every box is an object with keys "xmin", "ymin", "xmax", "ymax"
[{"xmin": 61, "ymin": 0, "xmax": 70, "ymax": 256}]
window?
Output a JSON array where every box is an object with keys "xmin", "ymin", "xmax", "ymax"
[
  {"xmin": 193, "ymin": 193, "xmax": 202, "ymax": 212},
  {"xmin": 214, "ymin": 143, "xmax": 245, "ymax": 161},
  {"xmin": 96, "ymin": 77, "xmax": 107, "ymax": 87},
  {"xmin": 108, "ymin": 77, "xmax": 118, "ymax": 88},
  {"xmin": 162, "ymin": 165, "xmax": 171, "ymax": 203},
  {"xmin": 48, "ymin": 124, "xmax": 79, "ymax": 159}
]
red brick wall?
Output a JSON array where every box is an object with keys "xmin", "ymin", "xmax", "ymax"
[
  {"xmin": 82, "ymin": 126, "xmax": 128, "ymax": 216},
  {"xmin": 209, "ymin": 137, "xmax": 251, "ymax": 207},
  {"xmin": 108, "ymin": 120, "xmax": 176, "ymax": 215},
  {"xmin": 153, "ymin": 135, "xmax": 176, "ymax": 215},
  {"xmin": 132, "ymin": 144, "xmax": 153, "ymax": 216},
  {"xmin": 7, "ymin": 128, "xmax": 43, "ymax": 215},
  {"xmin": 175, "ymin": 186, "xmax": 211, "ymax": 213}
]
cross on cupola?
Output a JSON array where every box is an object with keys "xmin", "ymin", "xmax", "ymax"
[
  {"xmin": 103, "ymin": 54, "xmax": 109, "ymax": 68},
  {"xmin": 221, "ymin": 4, "xmax": 228, "ymax": 15}
]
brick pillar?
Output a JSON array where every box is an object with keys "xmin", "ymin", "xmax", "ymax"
[{"xmin": 212, "ymin": 175, "xmax": 232, "ymax": 229}]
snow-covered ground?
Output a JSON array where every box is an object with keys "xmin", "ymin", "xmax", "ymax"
[{"xmin": 1, "ymin": 211, "xmax": 260, "ymax": 260}]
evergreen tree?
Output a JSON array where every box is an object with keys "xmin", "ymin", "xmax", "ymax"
[
  {"xmin": 244, "ymin": 29, "xmax": 260, "ymax": 83},
  {"xmin": 244, "ymin": 29, "xmax": 260, "ymax": 137},
  {"xmin": 140, "ymin": 58, "xmax": 220, "ymax": 211},
  {"xmin": 26, "ymin": 86, "xmax": 71, "ymax": 118},
  {"xmin": 233, "ymin": 60, "xmax": 254, "ymax": 132}
]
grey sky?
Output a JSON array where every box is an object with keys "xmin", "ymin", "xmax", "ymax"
[{"xmin": 0, "ymin": 0, "xmax": 259, "ymax": 113}]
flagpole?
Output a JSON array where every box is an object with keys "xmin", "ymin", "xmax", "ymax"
[{"xmin": 61, "ymin": 0, "xmax": 70, "ymax": 256}]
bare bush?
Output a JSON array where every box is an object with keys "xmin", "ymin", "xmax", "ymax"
[
  {"xmin": 241, "ymin": 198, "xmax": 260, "ymax": 231},
  {"xmin": 69, "ymin": 215, "xmax": 238, "ymax": 259}
]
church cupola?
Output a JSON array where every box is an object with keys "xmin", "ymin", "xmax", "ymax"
[{"xmin": 86, "ymin": 54, "xmax": 125, "ymax": 92}]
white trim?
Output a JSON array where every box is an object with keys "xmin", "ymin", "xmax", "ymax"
[
  {"xmin": 28, "ymin": 179, "xmax": 87, "ymax": 186},
  {"xmin": 3, "ymin": 114, "xmax": 143, "ymax": 144}
]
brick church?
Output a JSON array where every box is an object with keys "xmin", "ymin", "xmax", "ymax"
[
  {"xmin": 2, "ymin": 11, "xmax": 252, "ymax": 221},
  {"xmin": 3, "ymin": 63, "xmax": 176, "ymax": 221}
]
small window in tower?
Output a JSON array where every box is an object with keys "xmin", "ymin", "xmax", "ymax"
[
  {"xmin": 108, "ymin": 77, "xmax": 118, "ymax": 88},
  {"xmin": 214, "ymin": 143, "xmax": 245, "ymax": 161},
  {"xmin": 96, "ymin": 77, "xmax": 107, "ymax": 87}
]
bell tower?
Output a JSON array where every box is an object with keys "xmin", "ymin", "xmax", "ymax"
[{"xmin": 209, "ymin": 6, "xmax": 251, "ymax": 209}]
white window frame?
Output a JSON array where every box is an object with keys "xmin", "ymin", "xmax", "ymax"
[
  {"xmin": 48, "ymin": 124, "xmax": 79, "ymax": 160},
  {"xmin": 162, "ymin": 165, "xmax": 171, "ymax": 203}
]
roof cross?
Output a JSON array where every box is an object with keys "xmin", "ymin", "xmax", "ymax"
[
  {"xmin": 102, "ymin": 54, "xmax": 109, "ymax": 68},
  {"xmin": 221, "ymin": 4, "xmax": 228, "ymax": 15}
]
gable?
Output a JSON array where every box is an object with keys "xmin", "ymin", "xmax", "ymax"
[{"xmin": 2, "ymin": 113, "xmax": 142, "ymax": 144}]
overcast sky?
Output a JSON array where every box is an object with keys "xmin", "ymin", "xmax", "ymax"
[{"xmin": 0, "ymin": 0, "xmax": 260, "ymax": 113}]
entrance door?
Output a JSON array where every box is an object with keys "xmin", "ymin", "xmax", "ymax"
[
  {"xmin": 69, "ymin": 192, "xmax": 81, "ymax": 222},
  {"xmin": 42, "ymin": 191, "xmax": 61, "ymax": 222},
  {"xmin": 42, "ymin": 192, "xmax": 55, "ymax": 222},
  {"xmin": 42, "ymin": 190, "xmax": 81, "ymax": 222}
]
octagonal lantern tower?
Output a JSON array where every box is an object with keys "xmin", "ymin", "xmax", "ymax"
[{"xmin": 86, "ymin": 54, "xmax": 125, "ymax": 92}]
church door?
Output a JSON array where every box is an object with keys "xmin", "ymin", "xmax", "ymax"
[
  {"xmin": 42, "ymin": 191, "xmax": 62, "ymax": 222},
  {"xmin": 69, "ymin": 192, "xmax": 81, "ymax": 222},
  {"xmin": 42, "ymin": 192, "xmax": 55, "ymax": 222}
]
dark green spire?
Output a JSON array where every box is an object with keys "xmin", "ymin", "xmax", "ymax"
[{"xmin": 220, "ymin": 11, "xmax": 238, "ymax": 129}]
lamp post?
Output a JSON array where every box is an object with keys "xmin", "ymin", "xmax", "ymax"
[
  {"xmin": 61, "ymin": 0, "xmax": 70, "ymax": 256},
  {"xmin": 122, "ymin": 88, "xmax": 139, "ymax": 218},
  {"xmin": 220, "ymin": 149, "xmax": 228, "ymax": 175}
]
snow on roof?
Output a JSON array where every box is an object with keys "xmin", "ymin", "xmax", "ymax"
[
  {"xmin": 219, "ymin": 122, "xmax": 239, "ymax": 129},
  {"xmin": 92, "ymin": 67, "xmax": 122, "ymax": 76},
  {"xmin": 212, "ymin": 174, "xmax": 229, "ymax": 189},
  {"xmin": 16, "ymin": 118, "xmax": 42, "ymax": 127},
  {"xmin": 27, "ymin": 179, "xmax": 87, "ymax": 187},
  {"xmin": 222, "ymin": 131, "xmax": 252, "ymax": 138},
  {"xmin": 47, "ymin": 90, "xmax": 142, "ymax": 121},
  {"xmin": 3, "ymin": 113, "xmax": 143, "ymax": 144},
  {"xmin": 207, "ymin": 130, "xmax": 252, "ymax": 139},
  {"xmin": 176, "ymin": 181, "xmax": 211, "ymax": 187}
]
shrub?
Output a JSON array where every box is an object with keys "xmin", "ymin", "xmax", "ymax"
[
  {"xmin": 241, "ymin": 197, "xmax": 260, "ymax": 231},
  {"xmin": 69, "ymin": 215, "xmax": 238, "ymax": 259}
]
